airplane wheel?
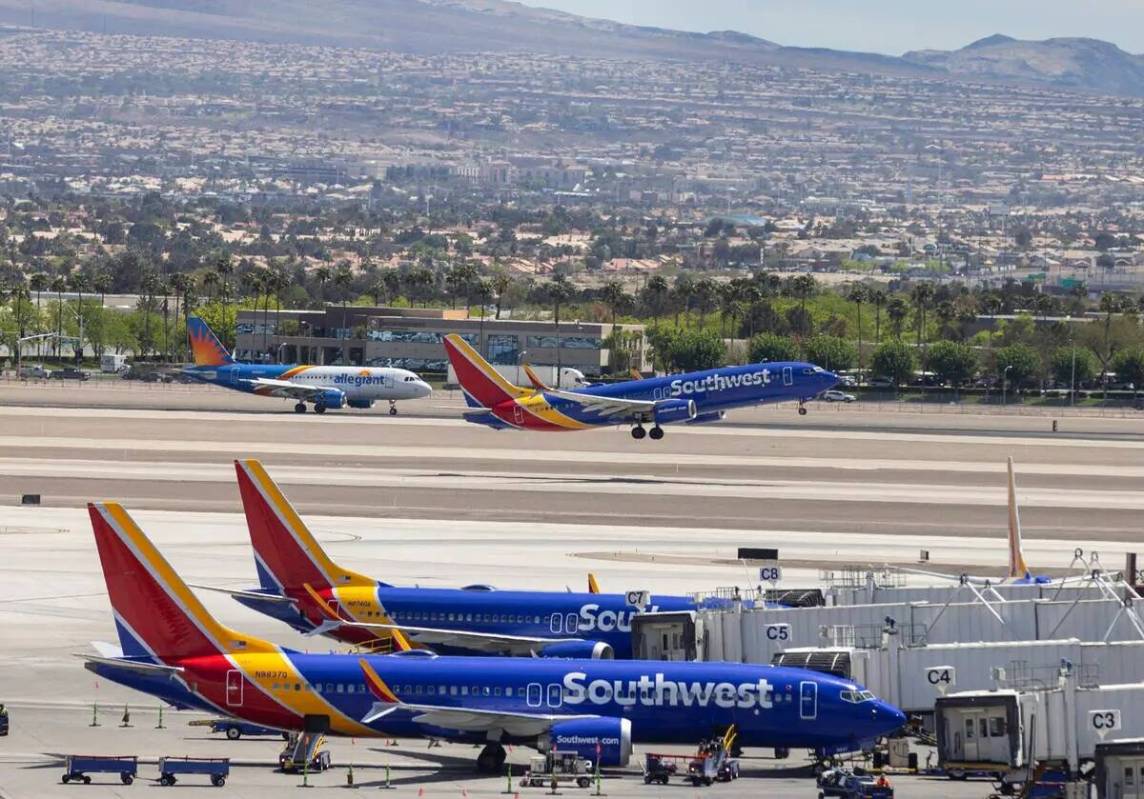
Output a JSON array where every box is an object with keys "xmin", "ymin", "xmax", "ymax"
[
  {"xmin": 649, "ymin": 426, "xmax": 664, "ymax": 440},
  {"xmin": 389, "ymin": 405, "xmax": 398, "ymax": 416},
  {"xmin": 314, "ymin": 404, "xmax": 327, "ymax": 415},
  {"xmin": 631, "ymin": 426, "xmax": 647, "ymax": 440},
  {"xmin": 294, "ymin": 402, "xmax": 307, "ymax": 414},
  {"xmin": 798, "ymin": 406, "xmax": 808, "ymax": 416},
  {"xmin": 226, "ymin": 725, "xmax": 241, "ymax": 739}
]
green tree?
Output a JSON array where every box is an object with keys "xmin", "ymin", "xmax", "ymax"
[
  {"xmin": 910, "ymin": 282, "xmax": 934, "ymax": 348},
  {"xmin": 995, "ymin": 343, "xmax": 1041, "ymax": 387},
  {"xmin": 748, "ymin": 332, "xmax": 797, "ymax": 363},
  {"xmin": 872, "ymin": 340, "xmax": 916, "ymax": 386},
  {"xmin": 847, "ymin": 284, "xmax": 867, "ymax": 373},
  {"xmin": 1050, "ymin": 346, "xmax": 1097, "ymax": 388},
  {"xmin": 925, "ymin": 340, "xmax": 978, "ymax": 387},
  {"xmin": 650, "ymin": 328, "xmax": 725, "ymax": 372},
  {"xmin": 869, "ymin": 289, "xmax": 887, "ymax": 344},
  {"xmin": 886, "ymin": 297, "xmax": 909, "ymax": 339},
  {"xmin": 1111, "ymin": 348, "xmax": 1144, "ymax": 388},
  {"xmin": 804, "ymin": 335, "xmax": 857, "ymax": 371}
]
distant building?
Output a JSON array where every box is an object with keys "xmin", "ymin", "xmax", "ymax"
[{"xmin": 235, "ymin": 307, "xmax": 647, "ymax": 376}]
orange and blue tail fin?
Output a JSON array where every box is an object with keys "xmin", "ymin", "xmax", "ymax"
[
  {"xmin": 187, "ymin": 316, "xmax": 234, "ymax": 367},
  {"xmin": 444, "ymin": 334, "xmax": 528, "ymax": 409},
  {"xmin": 234, "ymin": 459, "xmax": 375, "ymax": 593},
  {"xmin": 88, "ymin": 502, "xmax": 273, "ymax": 660}
]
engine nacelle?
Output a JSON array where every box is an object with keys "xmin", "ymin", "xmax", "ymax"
[
  {"xmin": 347, "ymin": 398, "xmax": 374, "ymax": 409},
  {"xmin": 686, "ymin": 410, "xmax": 727, "ymax": 425},
  {"xmin": 539, "ymin": 640, "xmax": 614, "ymax": 660},
  {"xmin": 317, "ymin": 388, "xmax": 347, "ymax": 409},
  {"xmin": 652, "ymin": 398, "xmax": 697, "ymax": 425},
  {"xmin": 539, "ymin": 718, "xmax": 632, "ymax": 767}
]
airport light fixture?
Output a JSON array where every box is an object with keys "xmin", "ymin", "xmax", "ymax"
[{"xmin": 1002, "ymin": 365, "xmax": 1013, "ymax": 406}]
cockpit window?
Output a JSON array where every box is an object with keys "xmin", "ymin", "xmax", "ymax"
[
  {"xmin": 802, "ymin": 368, "xmax": 815, "ymax": 375},
  {"xmin": 840, "ymin": 689, "xmax": 876, "ymax": 704}
]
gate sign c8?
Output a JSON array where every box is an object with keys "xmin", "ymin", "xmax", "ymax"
[
  {"xmin": 765, "ymin": 623, "xmax": 791, "ymax": 642},
  {"xmin": 926, "ymin": 665, "xmax": 956, "ymax": 694},
  {"xmin": 1090, "ymin": 709, "xmax": 1122, "ymax": 737},
  {"xmin": 758, "ymin": 562, "xmax": 783, "ymax": 584},
  {"xmin": 625, "ymin": 590, "xmax": 650, "ymax": 609}
]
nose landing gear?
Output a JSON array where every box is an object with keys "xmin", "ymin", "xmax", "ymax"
[
  {"xmin": 389, "ymin": 400, "xmax": 398, "ymax": 416},
  {"xmin": 798, "ymin": 400, "xmax": 808, "ymax": 416}
]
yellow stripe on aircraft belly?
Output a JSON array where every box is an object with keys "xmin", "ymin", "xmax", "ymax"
[
  {"xmin": 231, "ymin": 650, "xmax": 378, "ymax": 737},
  {"xmin": 515, "ymin": 394, "xmax": 592, "ymax": 430}
]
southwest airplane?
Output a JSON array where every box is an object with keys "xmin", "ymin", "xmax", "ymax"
[
  {"xmin": 184, "ymin": 316, "xmax": 432, "ymax": 415},
  {"xmin": 81, "ymin": 501, "xmax": 907, "ymax": 772},
  {"xmin": 202, "ymin": 459, "xmax": 768, "ymax": 658},
  {"xmin": 444, "ymin": 333, "xmax": 838, "ymax": 439}
]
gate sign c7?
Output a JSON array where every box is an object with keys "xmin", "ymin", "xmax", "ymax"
[{"xmin": 625, "ymin": 590, "xmax": 650, "ymax": 609}]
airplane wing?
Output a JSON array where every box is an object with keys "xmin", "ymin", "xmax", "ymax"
[
  {"xmin": 309, "ymin": 619, "xmax": 588, "ymax": 656},
  {"xmin": 242, "ymin": 377, "xmax": 337, "ymax": 401},
  {"xmin": 543, "ymin": 387, "xmax": 657, "ymax": 419},
  {"xmin": 189, "ymin": 584, "xmax": 298, "ymax": 605}
]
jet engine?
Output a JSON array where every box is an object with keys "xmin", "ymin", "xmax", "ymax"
[
  {"xmin": 539, "ymin": 718, "xmax": 632, "ymax": 767},
  {"xmin": 652, "ymin": 398, "xmax": 697, "ymax": 425},
  {"xmin": 686, "ymin": 410, "xmax": 727, "ymax": 425},
  {"xmin": 316, "ymin": 388, "xmax": 347, "ymax": 409},
  {"xmin": 538, "ymin": 641, "xmax": 614, "ymax": 660},
  {"xmin": 346, "ymin": 398, "xmax": 374, "ymax": 409}
]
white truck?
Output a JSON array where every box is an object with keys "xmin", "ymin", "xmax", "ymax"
[
  {"xmin": 101, "ymin": 353, "xmax": 128, "ymax": 373},
  {"xmin": 446, "ymin": 363, "xmax": 587, "ymax": 390}
]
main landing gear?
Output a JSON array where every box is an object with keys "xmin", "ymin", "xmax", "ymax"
[
  {"xmin": 314, "ymin": 403, "xmax": 327, "ymax": 415},
  {"xmin": 630, "ymin": 425, "xmax": 664, "ymax": 440},
  {"xmin": 388, "ymin": 400, "xmax": 398, "ymax": 416},
  {"xmin": 294, "ymin": 402, "xmax": 307, "ymax": 414},
  {"xmin": 476, "ymin": 742, "xmax": 506, "ymax": 773},
  {"xmin": 797, "ymin": 400, "xmax": 808, "ymax": 416}
]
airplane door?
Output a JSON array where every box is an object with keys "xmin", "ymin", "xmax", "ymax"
[
  {"xmin": 799, "ymin": 681, "xmax": 817, "ymax": 720},
  {"xmin": 225, "ymin": 670, "xmax": 243, "ymax": 707},
  {"xmin": 782, "ymin": 367, "xmax": 793, "ymax": 387},
  {"xmin": 512, "ymin": 404, "xmax": 524, "ymax": 425}
]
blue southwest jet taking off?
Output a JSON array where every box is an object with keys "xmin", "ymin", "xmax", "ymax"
[
  {"xmin": 202, "ymin": 459, "xmax": 763, "ymax": 658},
  {"xmin": 444, "ymin": 334, "xmax": 838, "ymax": 439},
  {"xmin": 82, "ymin": 501, "xmax": 906, "ymax": 772},
  {"xmin": 184, "ymin": 316, "xmax": 432, "ymax": 415}
]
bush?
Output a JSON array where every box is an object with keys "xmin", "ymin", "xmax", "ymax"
[
  {"xmin": 871, "ymin": 340, "xmax": 916, "ymax": 386},
  {"xmin": 1112, "ymin": 348, "xmax": 1144, "ymax": 387},
  {"xmin": 748, "ymin": 333, "xmax": 797, "ymax": 363},
  {"xmin": 994, "ymin": 343, "xmax": 1041, "ymax": 387},
  {"xmin": 1050, "ymin": 346, "xmax": 1097, "ymax": 387},
  {"xmin": 649, "ymin": 328, "xmax": 726, "ymax": 372}
]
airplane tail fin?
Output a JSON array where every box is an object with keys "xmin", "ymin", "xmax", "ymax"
[
  {"xmin": 1006, "ymin": 457, "xmax": 1031, "ymax": 579},
  {"xmin": 522, "ymin": 363, "xmax": 549, "ymax": 391},
  {"xmin": 587, "ymin": 573, "xmax": 601, "ymax": 594},
  {"xmin": 187, "ymin": 316, "xmax": 234, "ymax": 367},
  {"xmin": 235, "ymin": 459, "xmax": 374, "ymax": 593},
  {"xmin": 89, "ymin": 502, "xmax": 273, "ymax": 660},
  {"xmin": 629, "ymin": 368, "xmax": 643, "ymax": 381},
  {"xmin": 444, "ymin": 333, "xmax": 528, "ymax": 408}
]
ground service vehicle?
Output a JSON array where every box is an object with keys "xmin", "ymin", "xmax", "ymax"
[
  {"xmin": 523, "ymin": 751, "xmax": 594, "ymax": 789},
  {"xmin": 157, "ymin": 756, "xmax": 230, "ymax": 786},
  {"xmin": 817, "ymin": 769, "xmax": 894, "ymax": 799},
  {"xmin": 61, "ymin": 755, "xmax": 137, "ymax": 785}
]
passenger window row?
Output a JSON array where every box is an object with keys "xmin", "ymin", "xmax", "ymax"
[{"xmin": 392, "ymin": 611, "xmax": 541, "ymax": 625}]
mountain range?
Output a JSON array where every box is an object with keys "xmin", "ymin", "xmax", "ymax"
[{"xmin": 3, "ymin": 0, "xmax": 1144, "ymax": 97}]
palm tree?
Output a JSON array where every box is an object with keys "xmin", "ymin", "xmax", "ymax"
[
  {"xmin": 790, "ymin": 274, "xmax": 817, "ymax": 313},
  {"xmin": 870, "ymin": 288, "xmax": 887, "ymax": 344},
  {"xmin": 333, "ymin": 265, "xmax": 353, "ymax": 363},
  {"xmin": 887, "ymin": 296, "xmax": 909, "ymax": 340},
  {"xmin": 847, "ymin": 284, "xmax": 867, "ymax": 376},
  {"xmin": 50, "ymin": 275, "xmax": 67, "ymax": 360},
  {"xmin": 169, "ymin": 273, "xmax": 191, "ymax": 362},
  {"xmin": 672, "ymin": 274, "xmax": 695, "ymax": 327},
  {"xmin": 694, "ymin": 277, "xmax": 717, "ymax": 329},
  {"xmin": 200, "ymin": 270, "xmax": 220, "ymax": 301},
  {"xmin": 718, "ymin": 282, "xmax": 742, "ymax": 339},
  {"xmin": 315, "ymin": 265, "xmax": 332, "ymax": 305},
  {"xmin": 139, "ymin": 270, "xmax": 159, "ymax": 359},
  {"xmin": 643, "ymin": 275, "xmax": 669, "ymax": 329},
  {"xmin": 381, "ymin": 270, "xmax": 400, "ymax": 307},
  {"xmin": 491, "ymin": 270, "xmax": 511, "ymax": 319},
  {"xmin": 546, "ymin": 275, "xmax": 574, "ymax": 386},
  {"xmin": 29, "ymin": 272, "xmax": 48, "ymax": 358},
  {"xmin": 156, "ymin": 278, "xmax": 171, "ymax": 361},
  {"xmin": 910, "ymin": 282, "xmax": 934, "ymax": 349},
  {"xmin": 67, "ymin": 272, "xmax": 90, "ymax": 363},
  {"xmin": 214, "ymin": 254, "xmax": 233, "ymax": 307},
  {"xmin": 600, "ymin": 280, "xmax": 627, "ymax": 336}
]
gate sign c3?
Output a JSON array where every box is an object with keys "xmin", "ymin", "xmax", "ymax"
[
  {"xmin": 758, "ymin": 562, "xmax": 782, "ymax": 583},
  {"xmin": 625, "ymin": 590, "xmax": 650, "ymax": 609},
  {"xmin": 1089, "ymin": 709, "xmax": 1122, "ymax": 735}
]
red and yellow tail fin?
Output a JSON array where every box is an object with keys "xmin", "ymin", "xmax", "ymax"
[
  {"xmin": 187, "ymin": 316, "xmax": 234, "ymax": 367},
  {"xmin": 522, "ymin": 363, "xmax": 549, "ymax": 391},
  {"xmin": 89, "ymin": 502, "xmax": 273, "ymax": 659},
  {"xmin": 235, "ymin": 459, "xmax": 374, "ymax": 593},
  {"xmin": 444, "ymin": 333, "xmax": 528, "ymax": 408},
  {"xmin": 588, "ymin": 573, "xmax": 601, "ymax": 594}
]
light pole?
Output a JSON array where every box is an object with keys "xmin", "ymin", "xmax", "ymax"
[
  {"xmin": 1002, "ymin": 365, "xmax": 1013, "ymax": 406},
  {"xmin": 1067, "ymin": 316, "xmax": 1076, "ymax": 407}
]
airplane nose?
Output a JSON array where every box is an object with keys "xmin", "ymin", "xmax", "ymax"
[
  {"xmin": 824, "ymin": 371, "xmax": 840, "ymax": 387},
  {"xmin": 417, "ymin": 381, "xmax": 433, "ymax": 398},
  {"xmin": 872, "ymin": 701, "xmax": 907, "ymax": 733}
]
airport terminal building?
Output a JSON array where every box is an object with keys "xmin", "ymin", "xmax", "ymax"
[{"xmin": 234, "ymin": 307, "xmax": 648, "ymax": 376}]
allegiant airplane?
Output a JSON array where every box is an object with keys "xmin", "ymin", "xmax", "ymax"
[
  {"xmin": 444, "ymin": 334, "xmax": 838, "ymax": 439},
  {"xmin": 199, "ymin": 459, "xmax": 768, "ymax": 658},
  {"xmin": 183, "ymin": 316, "xmax": 432, "ymax": 415},
  {"xmin": 81, "ymin": 501, "xmax": 907, "ymax": 772}
]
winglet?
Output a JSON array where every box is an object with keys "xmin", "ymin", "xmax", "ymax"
[
  {"xmin": 587, "ymin": 573, "xmax": 601, "ymax": 594},
  {"xmin": 1006, "ymin": 457, "xmax": 1030, "ymax": 579},
  {"xmin": 522, "ymin": 363, "xmax": 549, "ymax": 391}
]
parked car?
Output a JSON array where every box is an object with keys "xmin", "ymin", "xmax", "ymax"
[
  {"xmin": 50, "ymin": 367, "xmax": 89, "ymax": 381},
  {"xmin": 867, "ymin": 377, "xmax": 895, "ymax": 388},
  {"xmin": 836, "ymin": 375, "xmax": 859, "ymax": 388},
  {"xmin": 821, "ymin": 390, "xmax": 857, "ymax": 403},
  {"xmin": 17, "ymin": 364, "xmax": 50, "ymax": 379}
]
